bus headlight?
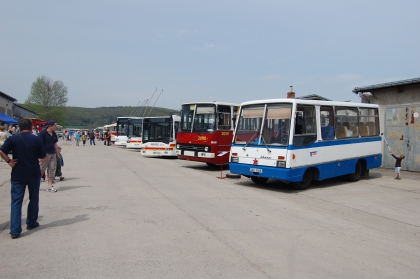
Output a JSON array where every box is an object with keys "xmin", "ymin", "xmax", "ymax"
[
  {"xmin": 204, "ymin": 146, "xmax": 209, "ymax": 152},
  {"xmin": 231, "ymin": 156, "xmax": 239, "ymax": 163},
  {"xmin": 176, "ymin": 144, "xmax": 180, "ymax": 149},
  {"xmin": 276, "ymin": 161, "xmax": 286, "ymax": 168}
]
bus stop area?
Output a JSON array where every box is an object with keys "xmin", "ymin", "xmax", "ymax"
[{"xmin": 0, "ymin": 141, "xmax": 419, "ymax": 279}]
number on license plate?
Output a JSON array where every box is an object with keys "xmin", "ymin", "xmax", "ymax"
[{"xmin": 250, "ymin": 168, "xmax": 262, "ymax": 173}]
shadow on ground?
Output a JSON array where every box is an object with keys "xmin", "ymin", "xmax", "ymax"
[
  {"xmin": 232, "ymin": 173, "xmax": 383, "ymax": 194},
  {"xmin": 23, "ymin": 214, "xmax": 89, "ymax": 238}
]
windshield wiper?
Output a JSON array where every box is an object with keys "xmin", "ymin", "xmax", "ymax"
[
  {"xmin": 259, "ymin": 133, "xmax": 271, "ymax": 153},
  {"xmin": 242, "ymin": 130, "xmax": 259, "ymax": 151},
  {"xmin": 242, "ymin": 129, "xmax": 271, "ymax": 153}
]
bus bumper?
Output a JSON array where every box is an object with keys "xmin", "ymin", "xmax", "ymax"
[
  {"xmin": 176, "ymin": 150, "xmax": 215, "ymax": 159},
  {"xmin": 229, "ymin": 163, "xmax": 306, "ymax": 183}
]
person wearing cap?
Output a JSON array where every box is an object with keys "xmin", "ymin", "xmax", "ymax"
[
  {"xmin": 0, "ymin": 118, "xmax": 46, "ymax": 239},
  {"xmin": 38, "ymin": 120, "xmax": 60, "ymax": 192}
]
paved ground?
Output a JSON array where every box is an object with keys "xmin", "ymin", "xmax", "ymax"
[{"xmin": 1, "ymin": 139, "xmax": 419, "ymax": 279}]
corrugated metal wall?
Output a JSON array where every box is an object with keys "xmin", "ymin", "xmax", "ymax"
[{"xmin": 384, "ymin": 105, "xmax": 420, "ymax": 171}]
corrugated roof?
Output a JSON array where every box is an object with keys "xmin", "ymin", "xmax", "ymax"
[
  {"xmin": 296, "ymin": 94, "xmax": 332, "ymax": 101},
  {"xmin": 352, "ymin": 77, "xmax": 420, "ymax": 93}
]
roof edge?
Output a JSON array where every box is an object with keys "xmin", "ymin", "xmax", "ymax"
[{"xmin": 352, "ymin": 77, "xmax": 420, "ymax": 93}]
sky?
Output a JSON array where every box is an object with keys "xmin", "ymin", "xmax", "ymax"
[{"xmin": 1, "ymin": 0, "xmax": 419, "ymax": 110}]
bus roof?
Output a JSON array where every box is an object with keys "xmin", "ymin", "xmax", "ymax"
[
  {"xmin": 181, "ymin": 101, "xmax": 240, "ymax": 106},
  {"xmin": 239, "ymin": 98, "xmax": 379, "ymax": 108},
  {"xmin": 143, "ymin": 115, "xmax": 180, "ymax": 121}
]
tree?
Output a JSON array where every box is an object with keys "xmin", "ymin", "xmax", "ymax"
[{"xmin": 25, "ymin": 76, "xmax": 68, "ymax": 124}]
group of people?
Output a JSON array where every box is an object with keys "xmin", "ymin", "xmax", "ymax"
[
  {"xmin": 64, "ymin": 130, "xmax": 103, "ymax": 146},
  {"xmin": 0, "ymin": 124, "xmax": 19, "ymax": 143},
  {"xmin": 0, "ymin": 118, "xmax": 64, "ymax": 239}
]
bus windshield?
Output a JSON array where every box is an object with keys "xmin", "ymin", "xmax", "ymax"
[
  {"xmin": 143, "ymin": 118, "xmax": 178, "ymax": 144},
  {"xmin": 180, "ymin": 104, "xmax": 216, "ymax": 132},
  {"xmin": 234, "ymin": 103, "xmax": 292, "ymax": 146},
  {"xmin": 128, "ymin": 119, "xmax": 143, "ymax": 137}
]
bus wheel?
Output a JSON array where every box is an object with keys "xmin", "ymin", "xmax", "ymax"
[
  {"xmin": 206, "ymin": 162, "xmax": 216, "ymax": 167},
  {"xmin": 347, "ymin": 161, "xmax": 362, "ymax": 182},
  {"xmin": 251, "ymin": 176, "xmax": 269, "ymax": 185},
  {"xmin": 292, "ymin": 169, "xmax": 312, "ymax": 190}
]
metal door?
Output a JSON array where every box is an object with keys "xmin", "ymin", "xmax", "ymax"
[{"xmin": 384, "ymin": 105, "xmax": 420, "ymax": 171}]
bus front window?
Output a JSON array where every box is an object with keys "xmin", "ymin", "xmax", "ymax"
[
  {"xmin": 234, "ymin": 105, "xmax": 264, "ymax": 144},
  {"xmin": 180, "ymin": 104, "xmax": 195, "ymax": 132},
  {"xmin": 193, "ymin": 105, "xmax": 216, "ymax": 132},
  {"xmin": 234, "ymin": 104, "xmax": 292, "ymax": 146}
]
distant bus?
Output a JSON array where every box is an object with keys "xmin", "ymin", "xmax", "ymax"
[
  {"xmin": 141, "ymin": 115, "xmax": 180, "ymax": 157},
  {"xmin": 125, "ymin": 118, "xmax": 144, "ymax": 149},
  {"xmin": 56, "ymin": 124, "xmax": 64, "ymax": 138},
  {"xmin": 103, "ymin": 123, "xmax": 117, "ymax": 143},
  {"xmin": 176, "ymin": 101, "xmax": 239, "ymax": 166},
  {"xmin": 229, "ymin": 98, "xmax": 382, "ymax": 189},
  {"xmin": 114, "ymin": 117, "xmax": 129, "ymax": 146},
  {"xmin": 115, "ymin": 117, "xmax": 142, "ymax": 146}
]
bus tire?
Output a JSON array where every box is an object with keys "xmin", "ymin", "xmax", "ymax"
[
  {"xmin": 206, "ymin": 162, "xmax": 216, "ymax": 167},
  {"xmin": 226, "ymin": 173, "xmax": 241, "ymax": 179},
  {"xmin": 347, "ymin": 161, "xmax": 362, "ymax": 182},
  {"xmin": 251, "ymin": 176, "xmax": 269, "ymax": 185},
  {"xmin": 292, "ymin": 169, "xmax": 312, "ymax": 190}
]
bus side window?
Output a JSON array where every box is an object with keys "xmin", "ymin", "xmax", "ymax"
[{"xmin": 293, "ymin": 106, "xmax": 316, "ymax": 146}]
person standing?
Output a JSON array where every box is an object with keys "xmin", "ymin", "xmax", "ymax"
[
  {"xmin": 55, "ymin": 146, "xmax": 65, "ymax": 181},
  {"xmin": 0, "ymin": 125, "xmax": 9, "ymax": 145},
  {"xmin": 81, "ymin": 133, "xmax": 87, "ymax": 146},
  {"xmin": 391, "ymin": 152, "xmax": 405, "ymax": 180},
  {"xmin": 0, "ymin": 118, "xmax": 46, "ymax": 239},
  {"xmin": 75, "ymin": 131, "xmax": 81, "ymax": 146},
  {"xmin": 39, "ymin": 120, "xmax": 60, "ymax": 192},
  {"xmin": 89, "ymin": 130, "xmax": 96, "ymax": 145},
  {"xmin": 106, "ymin": 129, "xmax": 111, "ymax": 146}
]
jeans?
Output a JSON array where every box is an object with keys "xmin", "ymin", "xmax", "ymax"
[
  {"xmin": 10, "ymin": 176, "xmax": 41, "ymax": 235},
  {"xmin": 90, "ymin": 138, "xmax": 96, "ymax": 145}
]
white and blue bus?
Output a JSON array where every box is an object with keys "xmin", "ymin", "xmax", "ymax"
[{"xmin": 229, "ymin": 99, "xmax": 382, "ymax": 189}]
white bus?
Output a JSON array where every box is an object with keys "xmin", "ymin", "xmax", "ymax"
[
  {"xmin": 56, "ymin": 124, "xmax": 64, "ymax": 138},
  {"xmin": 125, "ymin": 118, "xmax": 144, "ymax": 149},
  {"xmin": 115, "ymin": 117, "xmax": 143, "ymax": 147},
  {"xmin": 141, "ymin": 115, "xmax": 180, "ymax": 157},
  {"xmin": 229, "ymin": 99, "xmax": 382, "ymax": 189},
  {"xmin": 103, "ymin": 123, "xmax": 117, "ymax": 143}
]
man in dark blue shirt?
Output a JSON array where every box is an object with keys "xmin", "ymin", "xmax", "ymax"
[
  {"xmin": 0, "ymin": 118, "xmax": 46, "ymax": 239},
  {"xmin": 39, "ymin": 120, "xmax": 59, "ymax": 192}
]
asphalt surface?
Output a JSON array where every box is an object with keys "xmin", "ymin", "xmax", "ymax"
[{"xmin": 1, "ymin": 139, "xmax": 419, "ymax": 279}]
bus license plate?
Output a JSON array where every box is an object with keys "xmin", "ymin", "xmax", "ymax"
[{"xmin": 250, "ymin": 168, "xmax": 262, "ymax": 173}]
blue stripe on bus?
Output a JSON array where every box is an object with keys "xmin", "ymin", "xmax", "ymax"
[
  {"xmin": 231, "ymin": 136, "xmax": 381, "ymax": 150},
  {"xmin": 229, "ymin": 154, "xmax": 382, "ymax": 183}
]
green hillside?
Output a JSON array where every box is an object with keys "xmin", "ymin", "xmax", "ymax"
[
  {"xmin": 64, "ymin": 106, "xmax": 180, "ymax": 128},
  {"xmin": 19, "ymin": 105, "xmax": 180, "ymax": 129}
]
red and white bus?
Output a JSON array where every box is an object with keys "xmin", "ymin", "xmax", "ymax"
[{"xmin": 176, "ymin": 102, "xmax": 239, "ymax": 166}]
